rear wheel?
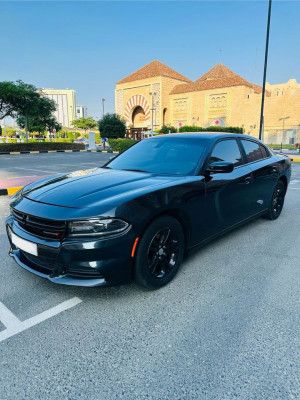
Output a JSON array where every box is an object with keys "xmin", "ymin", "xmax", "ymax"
[
  {"xmin": 135, "ymin": 216, "xmax": 185, "ymax": 289},
  {"xmin": 264, "ymin": 180, "xmax": 286, "ymax": 220}
]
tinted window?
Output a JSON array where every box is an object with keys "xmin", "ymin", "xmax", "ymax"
[
  {"xmin": 260, "ymin": 144, "xmax": 269, "ymax": 158},
  {"xmin": 241, "ymin": 140, "xmax": 263, "ymax": 163},
  {"xmin": 209, "ymin": 140, "xmax": 243, "ymax": 167},
  {"xmin": 107, "ymin": 137, "xmax": 208, "ymax": 175}
]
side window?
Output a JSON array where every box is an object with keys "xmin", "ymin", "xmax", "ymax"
[
  {"xmin": 209, "ymin": 140, "xmax": 243, "ymax": 167},
  {"xmin": 260, "ymin": 144, "xmax": 269, "ymax": 158},
  {"xmin": 241, "ymin": 140, "xmax": 263, "ymax": 163}
]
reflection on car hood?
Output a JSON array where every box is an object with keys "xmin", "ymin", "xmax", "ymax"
[{"xmin": 21, "ymin": 168, "xmax": 184, "ymax": 208}]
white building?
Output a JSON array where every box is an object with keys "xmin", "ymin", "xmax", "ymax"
[
  {"xmin": 75, "ymin": 105, "xmax": 88, "ymax": 119},
  {"xmin": 41, "ymin": 89, "xmax": 76, "ymax": 128}
]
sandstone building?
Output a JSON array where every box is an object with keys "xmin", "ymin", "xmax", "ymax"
[{"xmin": 115, "ymin": 60, "xmax": 300, "ymax": 144}]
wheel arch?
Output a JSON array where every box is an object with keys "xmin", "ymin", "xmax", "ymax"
[
  {"xmin": 278, "ymin": 175, "xmax": 288, "ymax": 193},
  {"xmin": 134, "ymin": 208, "xmax": 191, "ymax": 259}
]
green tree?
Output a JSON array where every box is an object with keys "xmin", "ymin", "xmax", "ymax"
[
  {"xmin": 98, "ymin": 113, "xmax": 126, "ymax": 139},
  {"xmin": 0, "ymin": 81, "xmax": 25, "ymax": 119},
  {"xmin": 0, "ymin": 80, "xmax": 59, "ymax": 142},
  {"xmin": 71, "ymin": 116, "xmax": 97, "ymax": 133},
  {"xmin": 17, "ymin": 95, "xmax": 59, "ymax": 135}
]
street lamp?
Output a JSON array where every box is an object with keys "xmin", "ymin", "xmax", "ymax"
[
  {"xmin": 102, "ymin": 98, "xmax": 105, "ymax": 117},
  {"xmin": 259, "ymin": 0, "xmax": 272, "ymax": 141},
  {"xmin": 149, "ymin": 91, "xmax": 157, "ymax": 135},
  {"xmin": 279, "ymin": 116, "xmax": 290, "ymax": 143}
]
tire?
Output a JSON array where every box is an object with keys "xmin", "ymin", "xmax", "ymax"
[
  {"xmin": 135, "ymin": 216, "xmax": 185, "ymax": 289},
  {"xmin": 263, "ymin": 180, "xmax": 286, "ymax": 220}
]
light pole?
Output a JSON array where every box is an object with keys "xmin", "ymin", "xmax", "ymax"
[
  {"xmin": 259, "ymin": 0, "xmax": 272, "ymax": 141},
  {"xmin": 279, "ymin": 116, "xmax": 290, "ymax": 143},
  {"xmin": 149, "ymin": 91, "xmax": 156, "ymax": 135},
  {"xmin": 102, "ymin": 98, "xmax": 105, "ymax": 118}
]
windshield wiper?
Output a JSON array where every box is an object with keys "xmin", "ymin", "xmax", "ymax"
[{"xmin": 122, "ymin": 168, "xmax": 149, "ymax": 173}]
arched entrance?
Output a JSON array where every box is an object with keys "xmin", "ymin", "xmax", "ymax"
[
  {"xmin": 124, "ymin": 95, "xmax": 150, "ymax": 125},
  {"xmin": 132, "ymin": 106, "xmax": 145, "ymax": 127},
  {"xmin": 163, "ymin": 108, "xmax": 168, "ymax": 125}
]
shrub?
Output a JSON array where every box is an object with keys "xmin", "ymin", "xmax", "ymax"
[
  {"xmin": 98, "ymin": 113, "xmax": 126, "ymax": 139},
  {"xmin": 0, "ymin": 142, "xmax": 84, "ymax": 153},
  {"xmin": 108, "ymin": 138, "xmax": 138, "ymax": 153},
  {"xmin": 178, "ymin": 125, "xmax": 243, "ymax": 134},
  {"xmin": 159, "ymin": 125, "xmax": 177, "ymax": 134},
  {"xmin": 205, "ymin": 126, "xmax": 243, "ymax": 133}
]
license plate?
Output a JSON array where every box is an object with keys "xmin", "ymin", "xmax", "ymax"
[{"xmin": 10, "ymin": 230, "xmax": 38, "ymax": 256}]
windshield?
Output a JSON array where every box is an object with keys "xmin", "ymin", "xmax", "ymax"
[{"xmin": 106, "ymin": 137, "xmax": 208, "ymax": 175}]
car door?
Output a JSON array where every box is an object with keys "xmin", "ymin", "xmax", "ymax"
[
  {"xmin": 239, "ymin": 139, "xmax": 279, "ymax": 214},
  {"xmin": 202, "ymin": 138, "xmax": 255, "ymax": 238}
]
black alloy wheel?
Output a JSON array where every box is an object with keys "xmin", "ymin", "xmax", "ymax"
[
  {"xmin": 264, "ymin": 180, "xmax": 286, "ymax": 220},
  {"xmin": 135, "ymin": 216, "xmax": 185, "ymax": 289}
]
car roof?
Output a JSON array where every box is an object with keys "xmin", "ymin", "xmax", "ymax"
[{"xmin": 149, "ymin": 132, "xmax": 262, "ymax": 143}]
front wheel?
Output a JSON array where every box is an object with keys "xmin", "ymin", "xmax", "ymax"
[
  {"xmin": 263, "ymin": 180, "xmax": 286, "ymax": 220},
  {"xmin": 134, "ymin": 216, "xmax": 185, "ymax": 289}
]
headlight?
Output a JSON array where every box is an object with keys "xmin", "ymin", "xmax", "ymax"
[{"xmin": 68, "ymin": 218, "xmax": 129, "ymax": 237}]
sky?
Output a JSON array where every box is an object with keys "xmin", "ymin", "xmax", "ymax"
[{"xmin": 0, "ymin": 0, "xmax": 299, "ymax": 119}]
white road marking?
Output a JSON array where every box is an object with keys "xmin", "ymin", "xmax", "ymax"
[
  {"xmin": 0, "ymin": 302, "xmax": 21, "ymax": 329},
  {"xmin": 11, "ymin": 167, "xmax": 58, "ymax": 174},
  {"xmin": 0, "ymin": 297, "xmax": 82, "ymax": 343},
  {"xmin": 289, "ymin": 179, "xmax": 300, "ymax": 185}
]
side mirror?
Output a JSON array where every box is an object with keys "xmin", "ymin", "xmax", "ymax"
[{"xmin": 207, "ymin": 161, "xmax": 234, "ymax": 173}]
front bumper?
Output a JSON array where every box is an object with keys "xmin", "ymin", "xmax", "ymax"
[{"xmin": 6, "ymin": 216, "xmax": 135, "ymax": 287}]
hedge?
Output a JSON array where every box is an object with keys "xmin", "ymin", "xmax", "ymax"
[
  {"xmin": 108, "ymin": 138, "xmax": 138, "ymax": 153},
  {"xmin": 179, "ymin": 126, "xmax": 203, "ymax": 132},
  {"xmin": 0, "ymin": 142, "xmax": 85, "ymax": 153},
  {"xmin": 179, "ymin": 125, "xmax": 243, "ymax": 134}
]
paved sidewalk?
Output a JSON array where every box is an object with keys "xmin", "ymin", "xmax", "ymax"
[{"xmin": 0, "ymin": 175, "xmax": 50, "ymax": 196}]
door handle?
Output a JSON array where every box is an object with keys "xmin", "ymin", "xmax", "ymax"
[
  {"xmin": 272, "ymin": 167, "xmax": 278, "ymax": 173},
  {"xmin": 244, "ymin": 177, "xmax": 252, "ymax": 184}
]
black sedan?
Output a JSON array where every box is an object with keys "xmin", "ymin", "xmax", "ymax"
[{"xmin": 6, "ymin": 133, "xmax": 291, "ymax": 289}]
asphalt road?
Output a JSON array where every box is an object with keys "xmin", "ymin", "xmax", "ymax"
[
  {"xmin": 0, "ymin": 152, "xmax": 112, "ymax": 179},
  {"xmin": 0, "ymin": 164, "xmax": 299, "ymax": 400}
]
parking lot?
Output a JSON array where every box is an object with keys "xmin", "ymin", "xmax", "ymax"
[
  {"xmin": 0, "ymin": 159, "xmax": 299, "ymax": 400},
  {"xmin": 0, "ymin": 152, "xmax": 112, "ymax": 180}
]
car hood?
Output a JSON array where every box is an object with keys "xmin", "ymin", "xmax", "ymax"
[{"xmin": 20, "ymin": 168, "xmax": 185, "ymax": 208}]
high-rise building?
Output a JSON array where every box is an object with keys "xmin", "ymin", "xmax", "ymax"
[
  {"xmin": 75, "ymin": 105, "xmax": 88, "ymax": 119},
  {"xmin": 41, "ymin": 89, "xmax": 76, "ymax": 128}
]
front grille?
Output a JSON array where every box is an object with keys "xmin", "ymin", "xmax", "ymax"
[{"xmin": 12, "ymin": 209, "xmax": 66, "ymax": 240}]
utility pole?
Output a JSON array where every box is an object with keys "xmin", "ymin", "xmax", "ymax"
[
  {"xmin": 102, "ymin": 98, "xmax": 105, "ymax": 118},
  {"xmin": 25, "ymin": 115, "xmax": 28, "ymax": 144},
  {"xmin": 259, "ymin": 0, "xmax": 272, "ymax": 141}
]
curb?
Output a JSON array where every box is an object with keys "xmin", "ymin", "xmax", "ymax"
[
  {"xmin": 0, "ymin": 186, "xmax": 23, "ymax": 196},
  {"xmin": 289, "ymin": 157, "xmax": 300, "ymax": 162},
  {"xmin": 0, "ymin": 150, "xmax": 118, "ymax": 155}
]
